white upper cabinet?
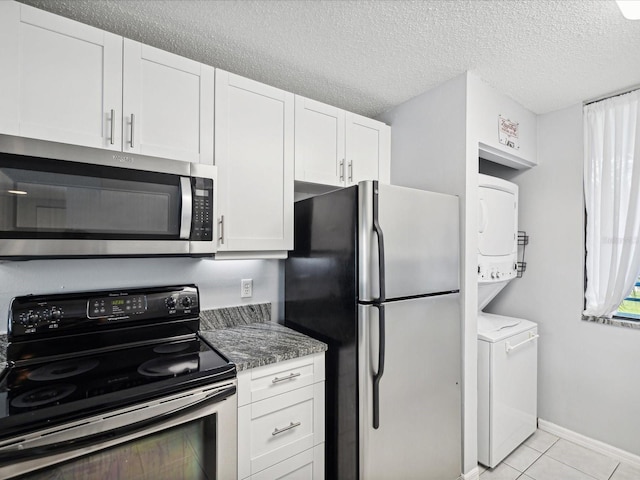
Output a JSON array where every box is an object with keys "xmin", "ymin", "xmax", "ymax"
[
  {"xmin": 123, "ymin": 40, "xmax": 214, "ymax": 164},
  {"xmin": 0, "ymin": 3, "xmax": 214, "ymax": 164},
  {"xmin": 345, "ymin": 112, "xmax": 391, "ymax": 185},
  {"xmin": 294, "ymin": 96, "xmax": 345, "ymax": 187},
  {"xmin": 468, "ymin": 74, "xmax": 537, "ymax": 169},
  {"xmin": 215, "ymin": 70, "xmax": 294, "ymax": 254},
  {"xmin": 0, "ymin": 2, "xmax": 122, "ymax": 150},
  {"xmin": 294, "ymin": 95, "xmax": 390, "ymax": 188}
]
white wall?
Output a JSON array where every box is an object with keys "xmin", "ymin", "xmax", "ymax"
[
  {"xmin": 0, "ymin": 257, "xmax": 282, "ymax": 333},
  {"xmin": 378, "ymin": 73, "xmax": 477, "ymax": 474},
  {"xmin": 487, "ymin": 104, "xmax": 640, "ymax": 457}
]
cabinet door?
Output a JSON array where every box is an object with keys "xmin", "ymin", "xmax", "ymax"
[
  {"xmin": 250, "ymin": 445, "xmax": 324, "ymax": 480},
  {"xmin": 294, "ymin": 96, "xmax": 345, "ymax": 187},
  {"xmin": 470, "ymin": 75, "xmax": 537, "ymax": 168},
  {"xmin": 345, "ymin": 113, "xmax": 390, "ymax": 186},
  {"xmin": 215, "ymin": 70, "xmax": 294, "ymax": 252},
  {"xmin": 0, "ymin": 3, "xmax": 122, "ymax": 150},
  {"xmin": 123, "ymin": 40, "xmax": 214, "ymax": 164}
]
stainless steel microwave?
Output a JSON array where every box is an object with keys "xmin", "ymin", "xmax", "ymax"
[{"xmin": 0, "ymin": 135, "xmax": 216, "ymax": 258}]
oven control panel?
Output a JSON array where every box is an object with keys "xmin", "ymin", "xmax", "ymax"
[{"xmin": 9, "ymin": 285, "xmax": 199, "ymax": 340}]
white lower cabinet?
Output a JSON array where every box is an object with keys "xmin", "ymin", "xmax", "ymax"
[
  {"xmin": 250, "ymin": 445, "xmax": 324, "ymax": 480},
  {"xmin": 238, "ymin": 354, "xmax": 325, "ymax": 480}
]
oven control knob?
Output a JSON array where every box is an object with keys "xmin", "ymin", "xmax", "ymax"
[
  {"xmin": 51, "ymin": 309, "xmax": 62, "ymax": 320},
  {"xmin": 181, "ymin": 297, "xmax": 192, "ymax": 308},
  {"xmin": 166, "ymin": 297, "xmax": 177, "ymax": 309}
]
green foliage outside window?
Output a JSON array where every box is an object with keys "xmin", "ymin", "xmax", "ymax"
[{"xmin": 616, "ymin": 279, "xmax": 640, "ymax": 319}]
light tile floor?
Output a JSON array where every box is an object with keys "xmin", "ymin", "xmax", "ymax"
[{"xmin": 479, "ymin": 430, "xmax": 640, "ymax": 480}]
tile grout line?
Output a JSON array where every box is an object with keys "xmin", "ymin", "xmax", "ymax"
[
  {"xmin": 606, "ymin": 462, "xmax": 620, "ymax": 480},
  {"xmin": 521, "ymin": 447, "xmax": 617, "ymax": 480},
  {"xmin": 543, "ymin": 439, "xmax": 620, "ymax": 480}
]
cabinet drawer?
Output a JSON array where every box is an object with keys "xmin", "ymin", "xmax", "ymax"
[
  {"xmin": 238, "ymin": 354, "xmax": 325, "ymax": 406},
  {"xmin": 238, "ymin": 383, "xmax": 324, "ymax": 473},
  {"xmin": 250, "ymin": 444, "xmax": 324, "ymax": 480},
  {"xmin": 239, "ymin": 383, "xmax": 325, "ymax": 477}
]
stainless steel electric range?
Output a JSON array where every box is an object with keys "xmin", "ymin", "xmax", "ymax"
[{"xmin": 0, "ymin": 284, "xmax": 237, "ymax": 479}]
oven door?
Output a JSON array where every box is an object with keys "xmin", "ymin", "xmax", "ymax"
[{"xmin": 0, "ymin": 381, "xmax": 237, "ymax": 480}]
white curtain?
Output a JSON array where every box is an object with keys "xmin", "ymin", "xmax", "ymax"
[{"xmin": 584, "ymin": 89, "xmax": 640, "ymax": 318}]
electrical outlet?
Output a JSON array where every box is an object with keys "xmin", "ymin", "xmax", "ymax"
[{"xmin": 241, "ymin": 279, "xmax": 253, "ymax": 298}]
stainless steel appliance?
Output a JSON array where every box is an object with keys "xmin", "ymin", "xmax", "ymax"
[
  {"xmin": 285, "ymin": 181, "xmax": 462, "ymax": 480},
  {"xmin": 0, "ymin": 285, "xmax": 237, "ymax": 479},
  {"xmin": 0, "ymin": 135, "xmax": 216, "ymax": 258}
]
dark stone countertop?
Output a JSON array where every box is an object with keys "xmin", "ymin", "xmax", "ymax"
[
  {"xmin": 0, "ymin": 334, "xmax": 6, "ymax": 368},
  {"xmin": 199, "ymin": 321, "xmax": 327, "ymax": 372}
]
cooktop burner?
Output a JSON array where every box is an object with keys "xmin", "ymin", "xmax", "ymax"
[
  {"xmin": 138, "ymin": 353, "xmax": 199, "ymax": 377},
  {"xmin": 28, "ymin": 358, "xmax": 100, "ymax": 381},
  {"xmin": 0, "ymin": 285, "xmax": 236, "ymax": 442},
  {"xmin": 11, "ymin": 384, "xmax": 77, "ymax": 408}
]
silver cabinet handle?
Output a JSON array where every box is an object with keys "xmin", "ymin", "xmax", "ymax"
[
  {"xmin": 110, "ymin": 109, "xmax": 115, "ymax": 145},
  {"xmin": 272, "ymin": 372, "xmax": 301, "ymax": 384},
  {"xmin": 130, "ymin": 113, "xmax": 135, "ymax": 148},
  {"xmin": 339, "ymin": 159, "xmax": 345, "ymax": 182},
  {"xmin": 348, "ymin": 160, "xmax": 353, "ymax": 182},
  {"xmin": 505, "ymin": 332, "xmax": 539, "ymax": 353},
  {"xmin": 218, "ymin": 215, "xmax": 224, "ymax": 244},
  {"xmin": 272, "ymin": 421, "xmax": 301, "ymax": 436}
]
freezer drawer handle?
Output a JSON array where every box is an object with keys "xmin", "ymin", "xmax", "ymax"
[
  {"xmin": 272, "ymin": 421, "xmax": 301, "ymax": 436},
  {"xmin": 505, "ymin": 332, "xmax": 539, "ymax": 353},
  {"xmin": 272, "ymin": 372, "xmax": 301, "ymax": 384}
]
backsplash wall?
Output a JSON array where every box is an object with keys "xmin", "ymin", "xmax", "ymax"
[{"xmin": 0, "ymin": 257, "xmax": 282, "ymax": 334}]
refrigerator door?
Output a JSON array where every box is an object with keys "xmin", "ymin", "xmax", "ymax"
[
  {"xmin": 359, "ymin": 181, "xmax": 459, "ymax": 302},
  {"xmin": 358, "ymin": 294, "xmax": 461, "ymax": 480}
]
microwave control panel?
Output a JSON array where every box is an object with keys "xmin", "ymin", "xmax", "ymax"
[{"xmin": 191, "ymin": 177, "xmax": 213, "ymax": 241}]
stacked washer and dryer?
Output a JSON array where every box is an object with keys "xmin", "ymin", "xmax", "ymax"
[{"xmin": 476, "ymin": 174, "xmax": 539, "ymax": 468}]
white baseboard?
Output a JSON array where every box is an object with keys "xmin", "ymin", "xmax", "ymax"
[
  {"xmin": 460, "ymin": 466, "xmax": 480, "ymax": 480},
  {"xmin": 538, "ymin": 419, "xmax": 640, "ymax": 468}
]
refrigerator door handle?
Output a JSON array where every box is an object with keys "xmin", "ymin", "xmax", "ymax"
[
  {"xmin": 372, "ymin": 303, "xmax": 385, "ymax": 429},
  {"xmin": 372, "ymin": 181, "xmax": 386, "ymax": 303}
]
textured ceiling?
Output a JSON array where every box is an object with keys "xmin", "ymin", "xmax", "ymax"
[{"xmin": 17, "ymin": 0, "xmax": 640, "ymax": 118}]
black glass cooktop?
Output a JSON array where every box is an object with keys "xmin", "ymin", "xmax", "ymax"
[
  {"xmin": 1, "ymin": 285, "xmax": 237, "ymax": 441},
  {"xmin": 0, "ymin": 335, "xmax": 234, "ymax": 441}
]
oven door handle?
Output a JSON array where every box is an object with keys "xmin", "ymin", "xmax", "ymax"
[{"xmin": 0, "ymin": 385, "xmax": 236, "ymax": 466}]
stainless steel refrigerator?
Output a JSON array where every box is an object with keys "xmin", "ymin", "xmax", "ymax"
[{"xmin": 285, "ymin": 181, "xmax": 461, "ymax": 480}]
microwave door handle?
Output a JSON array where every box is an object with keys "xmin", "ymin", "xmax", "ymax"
[
  {"xmin": 179, "ymin": 177, "xmax": 192, "ymax": 240},
  {"xmin": 0, "ymin": 385, "xmax": 236, "ymax": 466}
]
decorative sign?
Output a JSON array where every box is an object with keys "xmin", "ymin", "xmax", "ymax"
[{"xmin": 498, "ymin": 115, "xmax": 519, "ymax": 150}]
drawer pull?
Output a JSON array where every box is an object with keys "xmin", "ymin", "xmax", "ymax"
[
  {"xmin": 272, "ymin": 421, "xmax": 301, "ymax": 436},
  {"xmin": 272, "ymin": 372, "xmax": 301, "ymax": 384}
]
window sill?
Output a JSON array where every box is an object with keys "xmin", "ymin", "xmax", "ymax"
[{"xmin": 582, "ymin": 315, "xmax": 640, "ymax": 330}]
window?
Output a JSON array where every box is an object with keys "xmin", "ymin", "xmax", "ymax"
[
  {"xmin": 615, "ymin": 276, "xmax": 640, "ymax": 320},
  {"xmin": 583, "ymin": 89, "xmax": 640, "ymax": 322}
]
